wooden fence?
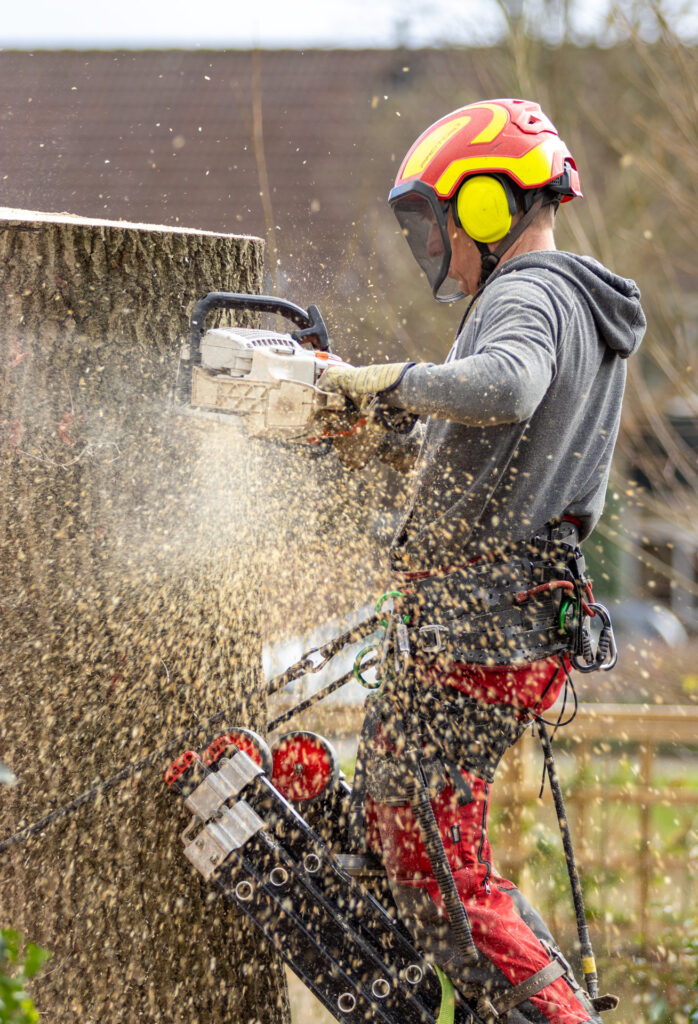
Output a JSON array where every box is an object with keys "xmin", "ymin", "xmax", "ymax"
[{"xmin": 494, "ymin": 704, "xmax": 698, "ymax": 951}]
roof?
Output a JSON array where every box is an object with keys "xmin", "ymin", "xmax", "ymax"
[{"xmin": 0, "ymin": 49, "xmax": 495, "ymax": 258}]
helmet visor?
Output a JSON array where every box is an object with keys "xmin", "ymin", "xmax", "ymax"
[{"xmin": 389, "ymin": 183, "xmax": 465, "ymax": 302}]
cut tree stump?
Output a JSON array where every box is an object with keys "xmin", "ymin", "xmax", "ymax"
[{"xmin": 0, "ymin": 209, "xmax": 291, "ymax": 1023}]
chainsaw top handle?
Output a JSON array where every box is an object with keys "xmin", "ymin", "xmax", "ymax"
[{"xmin": 188, "ymin": 292, "xmax": 330, "ymax": 364}]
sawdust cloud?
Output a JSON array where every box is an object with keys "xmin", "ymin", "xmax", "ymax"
[{"xmin": 0, "ymin": 359, "xmax": 404, "ymax": 1020}]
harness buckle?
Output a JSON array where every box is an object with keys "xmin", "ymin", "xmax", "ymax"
[{"xmin": 417, "ymin": 623, "xmax": 448, "ymax": 654}]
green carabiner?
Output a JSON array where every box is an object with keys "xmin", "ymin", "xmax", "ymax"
[
  {"xmin": 353, "ymin": 644, "xmax": 382, "ymax": 689},
  {"xmin": 559, "ymin": 594, "xmax": 575, "ymax": 631},
  {"xmin": 375, "ymin": 589, "xmax": 411, "ymax": 627},
  {"xmin": 375, "ymin": 590, "xmax": 404, "ymax": 627}
]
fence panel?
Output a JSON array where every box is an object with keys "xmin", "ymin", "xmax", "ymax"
[{"xmin": 494, "ymin": 705, "xmax": 698, "ymax": 953}]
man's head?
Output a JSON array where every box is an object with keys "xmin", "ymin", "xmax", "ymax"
[{"xmin": 389, "ymin": 98, "xmax": 581, "ymax": 300}]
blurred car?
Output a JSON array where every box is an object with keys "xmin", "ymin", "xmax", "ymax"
[{"xmin": 608, "ymin": 598, "xmax": 688, "ymax": 647}]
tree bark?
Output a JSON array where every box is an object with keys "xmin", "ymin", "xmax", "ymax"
[{"xmin": 0, "ymin": 209, "xmax": 291, "ymax": 1023}]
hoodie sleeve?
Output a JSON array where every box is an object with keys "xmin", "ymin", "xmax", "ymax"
[{"xmin": 389, "ymin": 275, "xmax": 562, "ymax": 425}]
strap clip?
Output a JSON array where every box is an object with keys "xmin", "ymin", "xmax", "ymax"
[{"xmin": 417, "ymin": 623, "xmax": 448, "ymax": 654}]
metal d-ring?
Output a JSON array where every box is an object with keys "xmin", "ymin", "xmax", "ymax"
[{"xmin": 417, "ymin": 623, "xmax": 448, "ymax": 654}]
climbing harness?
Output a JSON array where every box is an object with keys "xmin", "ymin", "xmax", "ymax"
[{"xmin": 397, "ymin": 534, "xmax": 617, "ymax": 670}]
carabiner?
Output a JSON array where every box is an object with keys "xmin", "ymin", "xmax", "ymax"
[
  {"xmin": 569, "ymin": 602, "xmax": 617, "ymax": 673},
  {"xmin": 353, "ymin": 643, "xmax": 382, "ymax": 689},
  {"xmin": 570, "ymin": 640, "xmax": 598, "ymax": 673},
  {"xmin": 588, "ymin": 602, "xmax": 618, "ymax": 671},
  {"xmin": 375, "ymin": 590, "xmax": 411, "ymax": 627}
]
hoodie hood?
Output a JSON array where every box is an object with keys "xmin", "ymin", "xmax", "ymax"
[{"xmin": 492, "ymin": 251, "xmax": 646, "ymax": 358}]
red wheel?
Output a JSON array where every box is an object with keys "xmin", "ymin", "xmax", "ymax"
[
  {"xmin": 271, "ymin": 731, "xmax": 340, "ymax": 804},
  {"xmin": 202, "ymin": 728, "xmax": 273, "ymax": 775}
]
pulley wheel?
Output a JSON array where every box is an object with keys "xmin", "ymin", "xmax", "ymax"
[
  {"xmin": 164, "ymin": 750, "xmax": 199, "ymax": 787},
  {"xmin": 202, "ymin": 727, "xmax": 273, "ymax": 776},
  {"xmin": 271, "ymin": 730, "xmax": 340, "ymax": 804}
]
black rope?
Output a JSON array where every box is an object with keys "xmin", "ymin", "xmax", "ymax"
[
  {"xmin": 530, "ymin": 662, "xmax": 579, "ymax": 797},
  {"xmin": 267, "ymin": 617, "xmax": 379, "ymax": 693},
  {"xmin": 537, "ymin": 720, "xmax": 599, "ymax": 1001},
  {"xmin": 266, "ymin": 659, "xmax": 377, "ymax": 732}
]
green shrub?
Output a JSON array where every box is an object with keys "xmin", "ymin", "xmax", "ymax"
[{"xmin": 0, "ymin": 930, "xmax": 51, "ymax": 1024}]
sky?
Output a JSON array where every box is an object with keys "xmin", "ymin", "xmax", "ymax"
[
  {"xmin": 1, "ymin": 0, "xmax": 507, "ymax": 49},
  {"xmin": 2, "ymin": 0, "xmax": 691, "ymax": 50}
]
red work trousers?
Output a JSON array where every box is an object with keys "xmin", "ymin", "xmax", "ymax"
[{"xmin": 364, "ymin": 657, "xmax": 599, "ymax": 1024}]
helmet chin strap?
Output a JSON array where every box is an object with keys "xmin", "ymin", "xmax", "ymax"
[{"xmin": 475, "ymin": 195, "xmax": 546, "ymax": 287}]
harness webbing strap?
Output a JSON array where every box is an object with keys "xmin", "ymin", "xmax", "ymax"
[
  {"xmin": 401, "ymin": 537, "xmax": 587, "ymax": 666},
  {"xmin": 405, "ymin": 748, "xmax": 479, "ymax": 964},
  {"xmin": 476, "ymin": 959, "xmax": 566, "ymax": 1019}
]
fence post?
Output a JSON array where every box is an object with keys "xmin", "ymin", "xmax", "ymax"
[{"xmin": 639, "ymin": 740, "xmax": 654, "ymax": 953}]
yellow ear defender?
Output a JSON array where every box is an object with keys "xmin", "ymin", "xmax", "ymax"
[{"xmin": 453, "ymin": 175, "xmax": 518, "ymax": 244}]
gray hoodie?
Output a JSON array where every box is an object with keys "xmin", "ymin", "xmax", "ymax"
[{"xmin": 389, "ymin": 251, "xmax": 646, "ymax": 572}]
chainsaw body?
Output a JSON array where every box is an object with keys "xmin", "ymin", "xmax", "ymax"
[{"xmin": 176, "ymin": 292, "xmax": 350, "ymax": 442}]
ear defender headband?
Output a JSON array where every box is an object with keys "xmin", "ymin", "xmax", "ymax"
[{"xmin": 453, "ymin": 175, "xmax": 518, "ymax": 244}]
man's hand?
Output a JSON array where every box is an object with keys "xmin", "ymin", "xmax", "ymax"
[
  {"xmin": 317, "ymin": 361, "xmax": 415, "ymax": 399},
  {"xmin": 315, "ymin": 361, "xmax": 418, "ymax": 470}
]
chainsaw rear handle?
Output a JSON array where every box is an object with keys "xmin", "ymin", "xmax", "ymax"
[{"xmin": 188, "ymin": 292, "xmax": 330, "ymax": 366}]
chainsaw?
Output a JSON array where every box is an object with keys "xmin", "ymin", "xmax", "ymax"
[{"xmin": 174, "ymin": 291, "xmax": 356, "ymax": 444}]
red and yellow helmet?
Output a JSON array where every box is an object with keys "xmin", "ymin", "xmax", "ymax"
[{"xmin": 389, "ymin": 98, "xmax": 581, "ymax": 300}]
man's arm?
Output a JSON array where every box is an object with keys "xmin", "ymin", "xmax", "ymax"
[
  {"xmin": 320, "ymin": 279, "xmax": 561, "ymax": 428},
  {"xmin": 391, "ymin": 283, "xmax": 560, "ymax": 425},
  {"xmin": 390, "ymin": 344, "xmax": 553, "ymax": 425}
]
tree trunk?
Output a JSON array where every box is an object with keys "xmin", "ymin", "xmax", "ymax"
[{"xmin": 0, "ymin": 209, "xmax": 291, "ymax": 1023}]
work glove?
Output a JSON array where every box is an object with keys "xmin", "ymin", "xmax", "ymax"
[
  {"xmin": 318, "ymin": 361, "xmax": 415, "ymax": 399},
  {"xmin": 316, "ymin": 361, "xmax": 418, "ymax": 470}
]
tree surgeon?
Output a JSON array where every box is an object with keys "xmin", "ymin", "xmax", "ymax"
[{"xmin": 319, "ymin": 99, "xmax": 646, "ymax": 1024}]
